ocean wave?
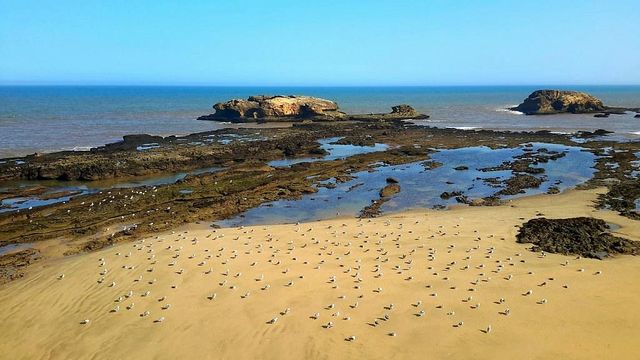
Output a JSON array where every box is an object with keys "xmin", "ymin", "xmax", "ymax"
[
  {"xmin": 448, "ymin": 126, "xmax": 481, "ymax": 130},
  {"xmin": 496, "ymin": 106, "xmax": 523, "ymax": 115},
  {"xmin": 630, "ymin": 131, "xmax": 640, "ymax": 135},
  {"xmin": 70, "ymin": 146, "xmax": 92, "ymax": 151}
]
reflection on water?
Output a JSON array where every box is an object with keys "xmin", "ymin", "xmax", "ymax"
[
  {"xmin": 0, "ymin": 243, "xmax": 34, "ymax": 256},
  {"xmin": 217, "ymin": 143, "xmax": 596, "ymax": 227},
  {"xmin": 269, "ymin": 137, "xmax": 389, "ymax": 167}
]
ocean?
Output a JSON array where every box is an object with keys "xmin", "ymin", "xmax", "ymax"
[{"xmin": 1, "ymin": 85, "xmax": 639, "ymax": 158}]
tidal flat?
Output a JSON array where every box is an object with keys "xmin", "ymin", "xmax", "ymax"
[{"xmin": 0, "ymin": 121, "xmax": 639, "ymax": 280}]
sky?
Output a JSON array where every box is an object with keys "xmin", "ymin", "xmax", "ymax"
[{"xmin": 0, "ymin": 0, "xmax": 639, "ymax": 86}]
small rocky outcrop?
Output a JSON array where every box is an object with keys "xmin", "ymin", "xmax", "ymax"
[
  {"xmin": 511, "ymin": 90, "xmax": 606, "ymax": 115},
  {"xmin": 516, "ymin": 217, "xmax": 639, "ymax": 258},
  {"xmin": 360, "ymin": 182, "xmax": 401, "ymax": 218},
  {"xmin": 379, "ymin": 183, "xmax": 401, "ymax": 198},
  {"xmin": 349, "ymin": 104, "xmax": 429, "ymax": 120},
  {"xmin": 440, "ymin": 190, "xmax": 462, "ymax": 200},
  {"xmin": 389, "ymin": 104, "xmax": 426, "ymax": 118},
  {"xmin": 198, "ymin": 95, "xmax": 347, "ymax": 122}
]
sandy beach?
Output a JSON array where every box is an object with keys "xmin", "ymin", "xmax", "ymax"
[{"xmin": 1, "ymin": 187, "xmax": 638, "ymax": 360}]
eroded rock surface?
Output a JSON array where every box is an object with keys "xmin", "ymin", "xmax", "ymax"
[
  {"xmin": 349, "ymin": 104, "xmax": 429, "ymax": 120},
  {"xmin": 198, "ymin": 95, "xmax": 346, "ymax": 122},
  {"xmin": 516, "ymin": 217, "xmax": 639, "ymax": 258},
  {"xmin": 511, "ymin": 90, "xmax": 606, "ymax": 115}
]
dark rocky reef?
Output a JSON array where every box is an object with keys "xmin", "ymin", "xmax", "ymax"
[
  {"xmin": 360, "ymin": 179, "xmax": 401, "ymax": 218},
  {"xmin": 511, "ymin": 90, "xmax": 605, "ymax": 115},
  {"xmin": 0, "ymin": 249, "xmax": 41, "ymax": 284},
  {"xmin": 516, "ymin": 217, "xmax": 639, "ymax": 258},
  {"xmin": 348, "ymin": 104, "xmax": 429, "ymax": 121},
  {"xmin": 198, "ymin": 96, "xmax": 428, "ymax": 122}
]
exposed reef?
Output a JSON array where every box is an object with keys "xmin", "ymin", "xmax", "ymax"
[
  {"xmin": 511, "ymin": 90, "xmax": 637, "ymax": 115},
  {"xmin": 198, "ymin": 95, "xmax": 428, "ymax": 122},
  {"xmin": 1, "ymin": 121, "xmax": 639, "ymax": 283},
  {"xmin": 516, "ymin": 217, "xmax": 639, "ymax": 258},
  {"xmin": 348, "ymin": 104, "xmax": 429, "ymax": 121}
]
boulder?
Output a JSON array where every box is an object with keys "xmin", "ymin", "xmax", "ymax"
[
  {"xmin": 385, "ymin": 177, "xmax": 399, "ymax": 184},
  {"xmin": 511, "ymin": 90, "xmax": 606, "ymax": 115},
  {"xmin": 516, "ymin": 217, "xmax": 640, "ymax": 258},
  {"xmin": 349, "ymin": 104, "xmax": 429, "ymax": 120},
  {"xmin": 379, "ymin": 184, "xmax": 401, "ymax": 198},
  {"xmin": 390, "ymin": 104, "xmax": 423, "ymax": 117},
  {"xmin": 198, "ymin": 95, "xmax": 347, "ymax": 122}
]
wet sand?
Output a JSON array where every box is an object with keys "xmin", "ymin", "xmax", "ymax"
[{"xmin": 0, "ymin": 188, "xmax": 639, "ymax": 359}]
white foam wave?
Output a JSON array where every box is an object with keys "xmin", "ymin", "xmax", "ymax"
[
  {"xmin": 449, "ymin": 126, "xmax": 481, "ymax": 130},
  {"xmin": 496, "ymin": 106, "xmax": 524, "ymax": 115},
  {"xmin": 68, "ymin": 146, "xmax": 92, "ymax": 152}
]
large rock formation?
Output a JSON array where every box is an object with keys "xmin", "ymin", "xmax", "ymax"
[
  {"xmin": 198, "ymin": 95, "xmax": 347, "ymax": 122},
  {"xmin": 511, "ymin": 90, "xmax": 606, "ymax": 115},
  {"xmin": 198, "ymin": 96, "xmax": 429, "ymax": 122}
]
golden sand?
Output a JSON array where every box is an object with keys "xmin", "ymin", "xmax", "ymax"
[{"xmin": 1, "ymin": 188, "xmax": 639, "ymax": 360}]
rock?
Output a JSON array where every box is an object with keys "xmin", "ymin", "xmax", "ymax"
[
  {"xmin": 546, "ymin": 186, "xmax": 560, "ymax": 195},
  {"xmin": 0, "ymin": 249, "xmax": 41, "ymax": 284},
  {"xmin": 516, "ymin": 217, "xmax": 640, "ymax": 258},
  {"xmin": 496, "ymin": 174, "xmax": 543, "ymax": 196},
  {"xmin": 511, "ymin": 90, "xmax": 606, "ymax": 115},
  {"xmin": 593, "ymin": 113, "xmax": 609, "ymax": 118},
  {"xmin": 574, "ymin": 129, "xmax": 613, "ymax": 138},
  {"xmin": 385, "ymin": 177, "xmax": 399, "ymax": 184},
  {"xmin": 390, "ymin": 104, "xmax": 424, "ymax": 117},
  {"xmin": 198, "ymin": 95, "xmax": 347, "ymax": 122},
  {"xmin": 199, "ymin": 96, "xmax": 428, "ymax": 122},
  {"xmin": 453, "ymin": 165, "xmax": 469, "ymax": 171},
  {"xmin": 379, "ymin": 184, "xmax": 401, "ymax": 198},
  {"xmin": 422, "ymin": 161, "xmax": 443, "ymax": 170},
  {"xmin": 635, "ymin": 113, "xmax": 640, "ymax": 118},
  {"xmin": 440, "ymin": 191, "xmax": 462, "ymax": 200},
  {"xmin": 360, "ymin": 183, "xmax": 401, "ymax": 218},
  {"xmin": 348, "ymin": 105, "xmax": 429, "ymax": 121}
]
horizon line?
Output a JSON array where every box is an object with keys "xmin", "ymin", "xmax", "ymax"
[{"xmin": 2, "ymin": 83, "xmax": 640, "ymax": 88}]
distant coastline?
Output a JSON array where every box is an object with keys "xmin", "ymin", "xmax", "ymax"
[{"xmin": 1, "ymin": 85, "xmax": 640, "ymax": 158}]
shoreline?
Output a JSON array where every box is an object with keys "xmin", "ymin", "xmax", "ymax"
[
  {"xmin": 1, "ymin": 121, "xmax": 639, "ymax": 283},
  {"xmin": 3, "ymin": 121, "xmax": 640, "ymax": 161},
  {"xmin": 1, "ymin": 187, "xmax": 638, "ymax": 359}
]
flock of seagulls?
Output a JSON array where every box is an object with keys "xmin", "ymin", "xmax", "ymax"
[{"xmin": 61, "ymin": 216, "xmax": 603, "ymax": 344}]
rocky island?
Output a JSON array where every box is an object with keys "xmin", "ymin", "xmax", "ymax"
[
  {"xmin": 197, "ymin": 95, "xmax": 428, "ymax": 122},
  {"xmin": 511, "ymin": 89, "xmax": 638, "ymax": 116}
]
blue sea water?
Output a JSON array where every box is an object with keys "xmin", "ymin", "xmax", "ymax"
[
  {"xmin": 1, "ymin": 85, "xmax": 639, "ymax": 158},
  {"xmin": 217, "ymin": 142, "xmax": 597, "ymax": 227}
]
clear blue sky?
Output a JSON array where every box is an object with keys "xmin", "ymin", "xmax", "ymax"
[{"xmin": 1, "ymin": 0, "xmax": 639, "ymax": 86}]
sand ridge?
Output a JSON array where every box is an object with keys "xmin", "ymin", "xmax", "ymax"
[{"xmin": 0, "ymin": 188, "xmax": 639, "ymax": 360}]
